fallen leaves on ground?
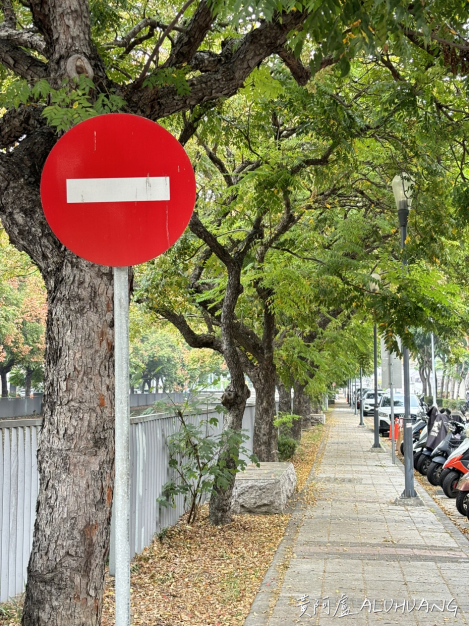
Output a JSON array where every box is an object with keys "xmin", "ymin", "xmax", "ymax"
[
  {"xmin": 102, "ymin": 508, "xmax": 289, "ymax": 626},
  {"xmin": 291, "ymin": 423, "xmax": 326, "ymax": 493}
]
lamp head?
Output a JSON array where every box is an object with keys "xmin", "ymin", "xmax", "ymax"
[
  {"xmin": 369, "ymin": 272, "xmax": 380, "ymax": 293},
  {"xmin": 391, "ymin": 173, "xmax": 414, "ymax": 210}
]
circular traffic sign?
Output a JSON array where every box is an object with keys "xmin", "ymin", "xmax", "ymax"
[{"xmin": 40, "ymin": 113, "xmax": 196, "ymax": 266}]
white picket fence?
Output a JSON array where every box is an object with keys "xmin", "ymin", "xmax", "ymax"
[{"xmin": 0, "ymin": 403, "xmax": 255, "ymax": 603}]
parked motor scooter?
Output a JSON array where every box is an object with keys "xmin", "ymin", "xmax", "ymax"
[
  {"xmin": 413, "ymin": 425, "xmax": 428, "ymax": 470},
  {"xmin": 400, "ymin": 414, "xmax": 428, "ymax": 456},
  {"xmin": 435, "ymin": 433, "xmax": 469, "ymax": 510},
  {"xmin": 416, "ymin": 408, "xmax": 449, "ymax": 475},
  {"xmin": 426, "ymin": 421, "xmax": 466, "ymax": 487}
]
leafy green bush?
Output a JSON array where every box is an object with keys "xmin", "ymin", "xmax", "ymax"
[
  {"xmin": 274, "ymin": 412, "xmax": 302, "ymax": 437},
  {"xmin": 442, "ymin": 398, "xmax": 466, "ymax": 411},
  {"xmin": 156, "ymin": 394, "xmax": 258, "ymax": 524},
  {"xmin": 278, "ymin": 436, "xmax": 298, "ymax": 461}
]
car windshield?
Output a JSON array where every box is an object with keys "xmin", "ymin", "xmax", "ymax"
[
  {"xmin": 365, "ymin": 391, "xmax": 383, "ymax": 399},
  {"xmin": 381, "ymin": 395, "xmax": 420, "ymax": 408}
]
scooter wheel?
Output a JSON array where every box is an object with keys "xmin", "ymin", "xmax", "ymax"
[
  {"xmin": 427, "ymin": 461, "xmax": 443, "ymax": 487},
  {"xmin": 438, "ymin": 468, "xmax": 452, "ymax": 487},
  {"xmin": 442, "ymin": 471, "xmax": 460, "ymax": 499},
  {"xmin": 417, "ymin": 453, "xmax": 431, "ymax": 476},
  {"xmin": 400, "ymin": 441, "xmax": 404, "ymax": 455},
  {"xmin": 456, "ymin": 490, "xmax": 469, "ymax": 516},
  {"xmin": 413, "ymin": 451, "xmax": 422, "ymax": 470}
]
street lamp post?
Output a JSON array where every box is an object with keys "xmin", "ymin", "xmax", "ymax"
[{"xmin": 392, "ymin": 173, "xmax": 417, "ymax": 499}]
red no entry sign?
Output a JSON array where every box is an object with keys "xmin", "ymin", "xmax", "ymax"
[{"xmin": 40, "ymin": 113, "xmax": 196, "ymax": 266}]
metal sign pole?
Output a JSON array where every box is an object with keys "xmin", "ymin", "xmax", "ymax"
[{"xmin": 114, "ymin": 266, "xmax": 130, "ymax": 626}]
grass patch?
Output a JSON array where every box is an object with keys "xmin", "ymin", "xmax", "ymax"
[{"xmin": 0, "ymin": 595, "xmax": 24, "ymax": 624}]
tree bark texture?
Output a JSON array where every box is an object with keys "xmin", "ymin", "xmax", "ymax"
[
  {"xmin": 250, "ymin": 304, "xmax": 278, "ymax": 462},
  {"xmin": 251, "ymin": 363, "xmax": 278, "ymax": 462},
  {"xmin": 277, "ymin": 380, "xmax": 292, "ymax": 414},
  {"xmin": 291, "ymin": 381, "xmax": 311, "ymax": 440},
  {"xmin": 21, "ymin": 258, "xmax": 115, "ymax": 626},
  {"xmin": 209, "ymin": 263, "xmax": 251, "ymax": 525}
]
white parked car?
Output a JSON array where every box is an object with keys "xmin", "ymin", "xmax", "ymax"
[
  {"xmin": 362, "ymin": 390, "xmax": 385, "ymax": 416},
  {"xmin": 377, "ymin": 391, "xmax": 425, "ymax": 433}
]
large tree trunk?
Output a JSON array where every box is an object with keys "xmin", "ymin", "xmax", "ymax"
[
  {"xmin": 22, "ymin": 258, "xmax": 115, "ymax": 626},
  {"xmin": 207, "ymin": 257, "xmax": 252, "ymax": 526},
  {"xmin": 209, "ymin": 380, "xmax": 250, "ymax": 525},
  {"xmin": 277, "ymin": 379, "xmax": 292, "ymax": 414},
  {"xmin": 250, "ymin": 303, "xmax": 278, "ymax": 462}
]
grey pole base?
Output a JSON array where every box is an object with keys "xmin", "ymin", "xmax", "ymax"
[
  {"xmin": 369, "ymin": 444, "xmax": 386, "ymax": 452},
  {"xmin": 394, "ymin": 493, "xmax": 423, "ymax": 506}
]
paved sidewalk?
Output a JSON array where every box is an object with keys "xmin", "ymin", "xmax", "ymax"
[{"xmin": 245, "ymin": 401, "xmax": 469, "ymax": 625}]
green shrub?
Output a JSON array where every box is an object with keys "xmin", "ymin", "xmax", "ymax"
[
  {"xmin": 156, "ymin": 393, "xmax": 258, "ymax": 524},
  {"xmin": 274, "ymin": 412, "xmax": 302, "ymax": 437},
  {"xmin": 278, "ymin": 435, "xmax": 298, "ymax": 460},
  {"xmin": 442, "ymin": 398, "xmax": 466, "ymax": 411}
]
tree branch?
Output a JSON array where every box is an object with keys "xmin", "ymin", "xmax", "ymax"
[
  {"xmin": 189, "ymin": 211, "xmax": 234, "ymax": 267},
  {"xmin": 278, "ymin": 47, "xmax": 336, "ymax": 85},
  {"xmin": 200, "ymin": 142, "xmax": 234, "ymax": 187},
  {"xmin": 290, "ymin": 142, "xmax": 336, "ymax": 175},
  {"xmin": 135, "ymin": 0, "xmax": 198, "ymax": 88},
  {"xmin": 126, "ymin": 9, "xmax": 307, "ymax": 120},
  {"xmin": 105, "ymin": 17, "xmax": 186, "ymax": 53},
  {"xmin": 0, "ymin": 25, "xmax": 47, "ymax": 54},
  {"xmin": 156, "ymin": 307, "xmax": 223, "ymax": 353},
  {"xmin": 0, "ymin": 39, "xmax": 47, "ymax": 78},
  {"xmin": 162, "ymin": 0, "xmax": 214, "ymax": 70},
  {"xmin": 0, "ymin": 128, "xmax": 65, "ymax": 287}
]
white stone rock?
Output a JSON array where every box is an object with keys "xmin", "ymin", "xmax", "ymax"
[
  {"xmin": 311, "ymin": 413, "xmax": 326, "ymax": 425},
  {"xmin": 231, "ymin": 462, "xmax": 297, "ymax": 514}
]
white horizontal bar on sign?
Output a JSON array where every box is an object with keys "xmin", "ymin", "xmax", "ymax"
[{"xmin": 66, "ymin": 177, "xmax": 170, "ymax": 203}]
